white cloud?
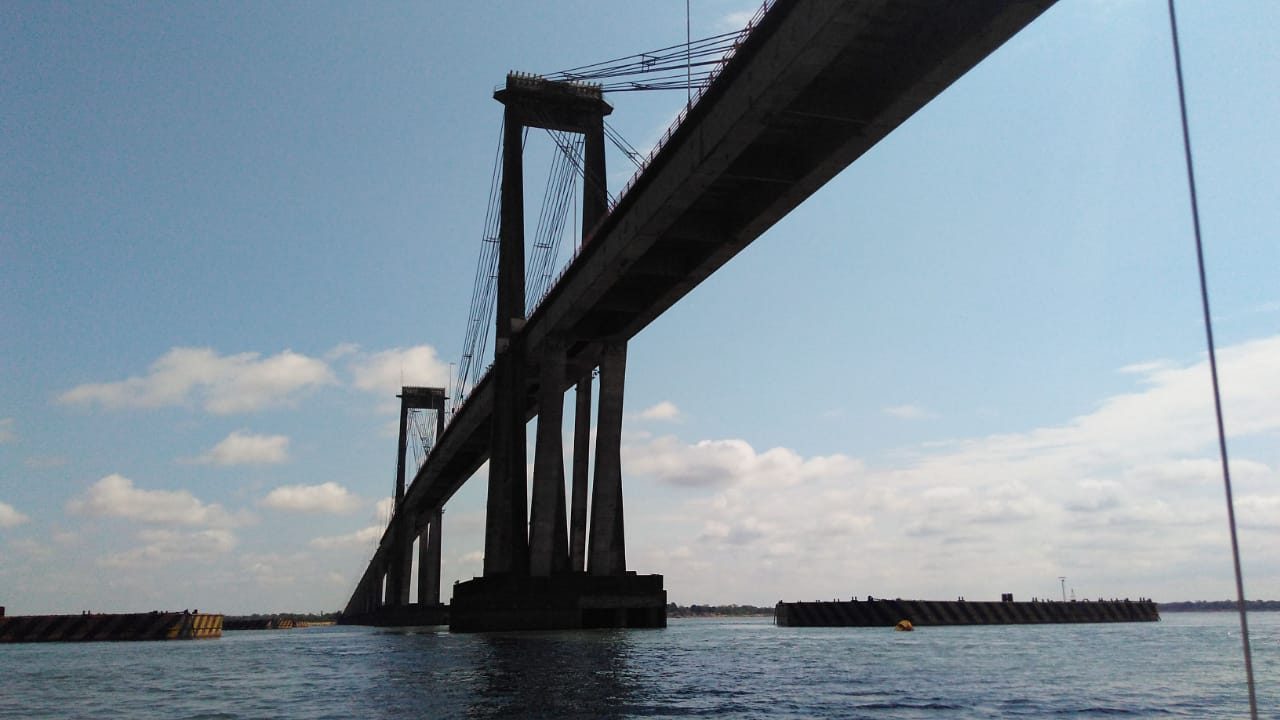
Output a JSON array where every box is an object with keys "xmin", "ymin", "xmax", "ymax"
[
  {"xmin": 623, "ymin": 335, "xmax": 1280, "ymax": 603},
  {"xmin": 58, "ymin": 347, "xmax": 335, "ymax": 414},
  {"xmin": 883, "ymin": 404, "xmax": 937, "ymax": 420},
  {"xmin": 309, "ymin": 525, "xmax": 384, "ymax": 550},
  {"xmin": 0, "ymin": 501, "xmax": 30, "ymax": 528},
  {"xmin": 718, "ymin": 8, "xmax": 757, "ymax": 32},
  {"xmin": 261, "ymin": 482, "xmax": 360, "ymax": 514},
  {"xmin": 374, "ymin": 496, "xmax": 395, "ymax": 523},
  {"xmin": 349, "ymin": 345, "xmax": 450, "ymax": 401},
  {"xmin": 637, "ymin": 401, "xmax": 681, "ymax": 421},
  {"xmin": 325, "ymin": 342, "xmax": 361, "ymax": 361},
  {"xmin": 624, "ymin": 435, "xmax": 858, "ymax": 489},
  {"xmin": 66, "ymin": 474, "xmax": 248, "ymax": 527},
  {"xmin": 101, "ymin": 528, "xmax": 237, "ymax": 568},
  {"xmin": 194, "ymin": 430, "xmax": 290, "ymax": 466},
  {"xmin": 0, "ymin": 418, "xmax": 15, "ymax": 443},
  {"xmin": 307, "ymin": 496, "xmax": 393, "ymax": 549}
]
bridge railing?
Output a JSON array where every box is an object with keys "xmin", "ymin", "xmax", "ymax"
[{"xmin": 611, "ymin": 1, "xmax": 773, "ymax": 213}]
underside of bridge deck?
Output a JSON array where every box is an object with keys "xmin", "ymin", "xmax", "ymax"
[{"xmin": 343, "ymin": 0, "xmax": 1057, "ymax": 632}]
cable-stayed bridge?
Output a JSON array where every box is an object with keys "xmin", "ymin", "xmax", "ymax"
[{"xmin": 341, "ymin": 0, "xmax": 1057, "ymax": 631}]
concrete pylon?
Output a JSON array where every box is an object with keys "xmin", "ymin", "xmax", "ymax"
[
  {"xmin": 386, "ymin": 387, "xmax": 446, "ymax": 605},
  {"xmin": 569, "ymin": 96, "xmax": 608, "ymax": 573},
  {"xmin": 588, "ymin": 341, "xmax": 627, "ymax": 576},
  {"xmin": 385, "ymin": 397, "xmax": 412, "ymax": 605},
  {"xmin": 418, "ymin": 508, "xmax": 442, "ymax": 605},
  {"xmin": 483, "ymin": 105, "xmax": 530, "ymax": 577},
  {"xmin": 529, "ymin": 342, "xmax": 570, "ymax": 575},
  {"xmin": 569, "ymin": 376, "xmax": 592, "ymax": 571}
]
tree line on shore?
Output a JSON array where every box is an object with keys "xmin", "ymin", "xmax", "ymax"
[
  {"xmin": 665, "ymin": 603, "xmax": 773, "ymax": 617},
  {"xmin": 1159, "ymin": 600, "xmax": 1280, "ymax": 612}
]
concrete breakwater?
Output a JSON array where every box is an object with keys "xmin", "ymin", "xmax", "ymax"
[
  {"xmin": 223, "ymin": 616, "xmax": 297, "ymax": 631},
  {"xmin": 0, "ymin": 611, "xmax": 223, "ymax": 642},
  {"xmin": 775, "ymin": 597, "xmax": 1158, "ymax": 627}
]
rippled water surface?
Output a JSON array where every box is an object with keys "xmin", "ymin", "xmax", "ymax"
[{"xmin": 2, "ymin": 612, "xmax": 1276, "ymax": 718}]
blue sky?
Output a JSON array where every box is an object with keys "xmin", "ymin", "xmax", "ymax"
[{"xmin": 2, "ymin": 1, "xmax": 1277, "ymax": 614}]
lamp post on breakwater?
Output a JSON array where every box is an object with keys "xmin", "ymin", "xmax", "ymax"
[{"xmin": 1060, "ymin": 577, "xmax": 1067, "ymax": 603}]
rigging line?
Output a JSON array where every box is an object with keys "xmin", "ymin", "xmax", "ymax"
[
  {"xmin": 464, "ymin": 126, "xmax": 526, "ymax": 395},
  {"xmin": 541, "ymin": 154, "xmax": 578, "ymax": 291},
  {"xmin": 529, "ymin": 139, "xmax": 580, "ymax": 305},
  {"xmin": 604, "ymin": 122, "xmax": 643, "ymax": 168},
  {"xmin": 537, "ymin": 140, "xmax": 579, "ymax": 303},
  {"xmin": 459, "ymin": 182, "xmax": 500, "ymax": 392},
  {"xmin": 546, "ymin": 127, "xmax": 613, "ymax": 207},
  {"xmin": 551, "ymin": 48, "xmax": 737, "ymax": 86},
  {"xmin": 547, "ymin": 29, "xmax": 742, "ymax": 77},
  {"xmin": 557, "ymin": 56, "xmax": 731, "ymax": 82},
  {"xmin": 529, "ymin": 133, "xmax": 568, "ymax": 263},
  {"xmin": 1166, "ymin": 2, "xmax": 1257, "ymax": 718},
  {"xmin": 458, "ymin": 118, "xmax": 506, "ymax": 398},
  {"xmin": 527, "ymin": 140, "xmax": 572, "ymax": 305}
]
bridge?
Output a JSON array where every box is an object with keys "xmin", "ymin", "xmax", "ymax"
[{"xmin": 340, "ymin": 0, "xmax": 1057, "ymax": 631}]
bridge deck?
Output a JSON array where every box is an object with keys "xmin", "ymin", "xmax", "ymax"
[{"xmin": 348, "ymin": 0, "xmax": 1056, "ymax": 603}]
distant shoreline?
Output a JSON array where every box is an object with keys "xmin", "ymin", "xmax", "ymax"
[
  {"xmin": 1158, "ymin": 600, "xmax": 1280, "ymax": 612},
  {"xmin": 212, "ymin": 601, "xmax": 1280, "ymax": 621}
]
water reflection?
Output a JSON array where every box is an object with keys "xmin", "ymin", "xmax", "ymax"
[
  {"xmin": 467, "ymin": 630, "xmax": 635, "ymax": 719},
  {"xmin": 355, "ymin": 626, "xmax": 639, "ymax": 719}
]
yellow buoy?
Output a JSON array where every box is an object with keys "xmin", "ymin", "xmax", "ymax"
[{"xmin": 894, "ymin": 619, "xmax": 914, "ymax": 632}]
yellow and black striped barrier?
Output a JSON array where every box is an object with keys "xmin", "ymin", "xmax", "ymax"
[{"xmin": 0, "ymin": 612, "xmax": 223, "ymax": 643}]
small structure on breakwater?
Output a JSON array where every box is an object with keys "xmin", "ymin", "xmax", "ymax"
[
  {"xmin": 775, "ymin": 596, "xmax": 1159, "ymax": 627},
  {"xmin": 0, "ymin": 611, "xmax": 223, "ymax": 642}
]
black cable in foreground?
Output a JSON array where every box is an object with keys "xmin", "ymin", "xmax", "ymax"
[{"xmin": 1166, "ymin": 2, "xmax": 1257, "ymax": 717}]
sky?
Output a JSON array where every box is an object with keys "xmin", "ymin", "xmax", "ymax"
[{"xmin": 2, "ymin": 1, "xmax": 1277, "ymax": 615}]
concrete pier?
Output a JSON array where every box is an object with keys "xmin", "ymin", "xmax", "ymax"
[
  {"xmin": 569, "ymin": 376, "xmax": 592, "ymax": 572},
  {"xmin": 450, "ymin": 573, "xmax": 665, "ymax": 633},
  {"xmin": 588, "ymin": 341, "xmax": 627, "ymax": 577},
  {"xmin": 418, "ymin": 508, "xmax": 443, "ymax": 606},
  {"xmin": 528, "ymin": 341, "xmax": 569, "ymax": 576},
  {"xmin": 775, "ymin": 598, "xmax": 1160, "ymax": 627}
]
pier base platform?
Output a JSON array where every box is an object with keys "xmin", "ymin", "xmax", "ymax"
[
  {"xmin": 338, "ymin": 603, "xmax": 449, "ymax": 627},
  {"xmin": 449, "ymin": 572, "xmax": 665, "ymax": 632},
  {"xmin": 775, "ymin": 598, "xmax": 1159, "ymax": 627}
]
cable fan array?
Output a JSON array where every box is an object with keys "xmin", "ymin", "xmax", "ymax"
[
  {"xmin": 544, "ymin": 29, "xmax": 746, "ymax": 92},
  {"xmin": 454, "ymin": 9, "xmax": 773, "ymax": 408},
  {"xmin": 527, "ymin": 131, "xmax": 584, "ymax": 309},
  {"xmin": 455, "ymin": 122, "xmax": 507, "ymax": 405},
  {"xmin": 455, "ymin": 124, "xmax": 613, "ymax": 404},
  {"xmin": 406, "ymin": 408, "xmax": 439, "ymax": 475}
]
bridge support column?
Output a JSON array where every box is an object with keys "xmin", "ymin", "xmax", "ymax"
[
  {"xmin": 568, "ymin": 104, "xmax": 608, "ymax": 574},
  {"xmin": 418, "ymin": 508, "xmax": 442, "ymax": 605},
  {"xmin": 569, "ymin": 376, "xmax": 592, "ymax": 572},
  {"xmin": 393, "ymin": 519, "xmax": 413, "ymax": 606},
  {"xmin": 449, "ymin": 75, "xmax": 662, "ymax": 632},
  {"xmin": 483, "ymin": 104, "xmax": 530, "ymax": 578},
  {"xmin": 529, "ymin": 343, "xmax": 569, "ymax": 576},
  {"xmin": 385, "ymin": 395, "xmax": 412, "ymax": 605},
  {"xmin": 370, "ymin": 567, "xmax": 385, "ymax": 612},
  {"xmin": 588, "ymin": 341, "xmax": 627, "ymax": 576}
]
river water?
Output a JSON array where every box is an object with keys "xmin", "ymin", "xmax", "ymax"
[{"xmin": 2, "ymin": 612, "xmax": 1275, "ymax": 718}]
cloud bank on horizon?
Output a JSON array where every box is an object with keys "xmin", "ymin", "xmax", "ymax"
[{"xmin": 2, "ymin": 334, "xmax": 1276, "ymax": 612}]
